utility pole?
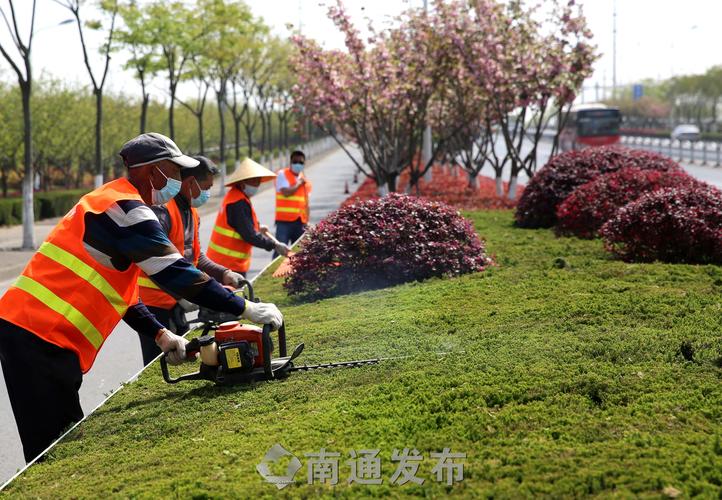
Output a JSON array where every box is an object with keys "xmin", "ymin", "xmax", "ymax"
[
  {"xmin": 421, "ymin": 0, "xmax": 433, "ymax": 181},
  {"xmin": 612, "ymin": 0, "xmax": 617, "ymax": 100}
]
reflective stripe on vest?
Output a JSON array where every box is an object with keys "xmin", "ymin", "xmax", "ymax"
[
  {"xmin": 206, "ymin": 187, "xmax": 257, "ymax": 272},
  {"xmin": 0, "ymin": 178, "xmax": 143, "ymax": 373},
  {"xmin": 13, "ymin": 275, "xmax": 104, "ymax": 349},
  {"xmin": 275, "ymin": 168, "xmax": 310, "ymax": 223},
  {"xmin": 138, "ymin": 198, "xmax": 200, "ymax": 309}
]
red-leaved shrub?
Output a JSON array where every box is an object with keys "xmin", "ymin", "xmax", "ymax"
[
  {"xmin": 600, "ymin": 184, "xmax": 722, "ymax": 263},
  {"xmin": 284, "ymin": 193, "xmax": 492, "ymax": 298},
  {"xmin": 556, "ymin": 167, "xmax": 698, "ymax": 238},
  {"xmin": 515, "ymin": 147, "xmax": 682, "ymax": 228}
]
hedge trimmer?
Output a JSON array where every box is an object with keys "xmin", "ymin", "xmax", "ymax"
[{"xmin": 160, "ymin": 281, "xmax": 383, "ymax": 386}]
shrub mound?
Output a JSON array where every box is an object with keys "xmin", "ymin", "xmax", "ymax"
[
  {"xmin": 284, "ymin": 193, "xmax": 492, "ymax": 298},
  {"xmin": 556, "ymin": 167, "xmax": 697, "ymax": 238},
  {"xmin": 600, "ymin": 183, "xmax": 722, "ymax": 263},
  {"xmin": 515, "ymin": 147, "xmax": 681, "ymax": 228}
]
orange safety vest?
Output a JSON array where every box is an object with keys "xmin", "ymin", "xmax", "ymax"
[
  {"xmin": 0, "ymin": 178, "xmax": 143, "ymax": 373},
  {"xmin": 138, "ymin": 198, "xmax": 200, "ymax": 309},
  {"xmin": 206, "ymin": 187, "xmax": 258, "ymax": 273},
  {"xmin": 275, "ymin": 168, "xmax": 311, "ymax": 224}
]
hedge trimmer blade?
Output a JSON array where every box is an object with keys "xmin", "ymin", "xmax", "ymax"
[{"xmin": 287, "ymin": 358, "xmax": 382, "ymax": 372}]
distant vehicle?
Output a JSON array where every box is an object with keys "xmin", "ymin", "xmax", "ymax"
[
  {"xmin": 559, "ymin": 104, "xmax": 622, "ymax": 151},
  {"xmin": 671, "ymin": 124, "xmax": 700, "ymax": 142}
]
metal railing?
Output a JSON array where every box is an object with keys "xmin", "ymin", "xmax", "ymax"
[{"xmin": 621, "ymin": 135, "xmax": 722, "ymax": 167}]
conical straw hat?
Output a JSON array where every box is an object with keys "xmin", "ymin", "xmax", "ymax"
[{"xmin": 224, "ymin": 158, "xmax": 276, "ymax": 186}]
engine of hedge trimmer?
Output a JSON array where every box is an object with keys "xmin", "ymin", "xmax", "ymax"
[
  {"xmin": 161, "ymin": 281, "xmax": 380, "ymax": 386},
  {"xmin": 161, "ymin": 321, "xmax": 305, "ymax": 385}
]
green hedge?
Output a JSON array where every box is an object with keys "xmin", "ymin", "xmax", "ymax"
[{"xmin": 0, "ymin": 189, "xmax": 89, "ymax": 226}]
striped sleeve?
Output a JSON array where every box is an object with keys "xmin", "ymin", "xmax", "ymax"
[{"xmin": 83, "ymin": 200, "xmax": 246, "ymax": 314}]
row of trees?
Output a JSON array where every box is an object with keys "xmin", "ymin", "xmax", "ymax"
[
  {"xmin": 291, "ymin": 0, "xmax": 596, "ymax": 198},
  {"xmin": 0, "ymin": 0, "xmax": 302, "ymax": 248},
  {"xmin": 0, "ymin": 79, "xmax": 302, "ymax": 197}
]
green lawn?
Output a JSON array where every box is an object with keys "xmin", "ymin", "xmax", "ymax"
[{"xmin": 4, "ymin": 210, "xmax": 721, "ymax": 498}]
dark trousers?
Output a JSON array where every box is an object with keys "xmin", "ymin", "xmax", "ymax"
[
  {"xmin": 0, "ymin": 319, "xmax": 84, "ymax": 463},
  {"xmin": 137, "ymin": 304, "xmax": 189, "ymax": 366},
  {"xmin": 274, "ymin": 220, "xmax": 305, "ymax": 258}
]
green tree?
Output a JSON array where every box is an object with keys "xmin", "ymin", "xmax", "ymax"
[
  {"xmin": 199, "ymin": 0, "xmax": 259, "ymax": 192},
  {"xmin": 144, "ymin": 1, "xmax": 202, "ymax": 141},
  {"xmin": 117, "ymin": 0, "xmax": 160, "ymax": 134},
  {"xmin": 53, "ymin": 0, "xmax": 119, "ymax": 188}
]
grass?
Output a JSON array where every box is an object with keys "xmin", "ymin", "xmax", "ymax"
[{"xmin": 3, "ymin": 210, "xmax": 721, "ymax": 498}]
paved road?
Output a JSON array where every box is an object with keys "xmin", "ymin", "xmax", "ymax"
[{"xmin": 0, "ymin": 144, "xmax": 362, "ymax": 484}]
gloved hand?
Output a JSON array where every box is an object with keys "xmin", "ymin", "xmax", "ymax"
[
  {"xmin": 241, "ymin": 301, "xmax": 283, "ymax": 330},
  {"xmin": 222, "ymin": 269, "xmax": 245, "ymax": 288},
  {"xmin": 259, "ymin": 224, "xmax": 269, "ymax": 234},
  {"xmin": 155, "ymin": 328, "xmax": 190, "ymax": 365},
  {"xmin": 274, "ymin": 242, "xmax": 291, "ymax": 257}
]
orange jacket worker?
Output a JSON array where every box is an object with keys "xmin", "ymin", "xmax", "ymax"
[
  {"xmin": 274, "ymin": 150, "xmax": 311, "ymax": 256},
  {"xmin": 207, "ymin": 158, "xmax": 290, "ymax": 275},
  {"xmin": 0, "ymin": 133, "xmax": 282, "ymax": 463}
]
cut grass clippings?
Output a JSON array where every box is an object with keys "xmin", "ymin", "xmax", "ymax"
[{"xmin": 2, "ymin": 210, "xmax": 721, "ymax": 498}]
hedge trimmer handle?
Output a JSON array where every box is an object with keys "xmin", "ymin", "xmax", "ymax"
[{"xmin": 160, "ymin": 337, "xmax": 202, "ymax": 384}]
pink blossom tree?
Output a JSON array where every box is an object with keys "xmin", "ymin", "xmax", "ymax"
[
  {"xmin": 291, "ymin": 2, "xmax": 455, "ymax": 194},
  {"xmin": 291, "ymin": 0, "xmax": 596, "ymax": 198},
  {"xmin": 444, "ymin": 0, "xmax": 597, "ymax": 199}
]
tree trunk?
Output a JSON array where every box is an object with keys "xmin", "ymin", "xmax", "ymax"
[
  {"xmin": 385, "ymin": 172, "xmax": 397, "ymax": 194},
  {"xmin": 246, "ymin": 125, "xmax": 254, "ymax": 159},
  {"xmin": 234, "ymin": 117, "xmax": 241, "ymax": 163},
  {"xmin": 468, "ymin": 172, "xmax": 479, "ymax": 189},
  {"xmin": 94, "ymin": 90, "xmax": 103, "ymax": 188},
  {"xmin": 197, "ymin": 113, "xmax": 205, "ymax": 155},
  {"xmin": 260, "ymin": 113, "xmax": 267, "ymax": 154},
  {"xmin": 495, "ymin": 175, "xmax": 504, "ymax": 197},
  {"xmin": 21, "ymin": 84, "xmax": 35, "ymax": 249},
  {"xmin": 169, "ymin": 81, "xmax": 177, "ymax": 141},
  {"xmin": 217, "ymin": 88, "xmax": 227, "ymax": 195},
  {"xmin": 1, "ymin": 162, "xmax": 8, "ymax": 198},
  {"xmin": 507, "ymin": 175, "xmax": 519, "ymax": 200},
  {"xmin": 140, "ymin": 93, "xmax": 149, "ymax": 134}
]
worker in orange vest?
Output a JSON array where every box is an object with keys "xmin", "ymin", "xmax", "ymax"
[
  {"xmin": 0, "ymin": 133, "xmax": 282, "ymax": 463},
  {"xmin": 207, "ymin": 158, "xmax": 291, "ymax": 275},
  {"xmin": 136, "ymin": 156, "xmax": 247, "ymax": 365},
  {"xmin": 274, "ymin": 150, "xmax": 312, "ymax": 256}
]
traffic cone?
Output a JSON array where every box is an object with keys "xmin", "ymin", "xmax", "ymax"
[
  {"xmin": 353, "ymin": 172, "xmax": 358, "ymax": 184},
  {"xmin": 344, "ymin": 181, "xmax": 350, "ymax": 194}
]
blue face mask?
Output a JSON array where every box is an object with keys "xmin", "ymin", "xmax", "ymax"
[
  {"xmin": 190, "ymin": 178, "xmax": 211, "ymax": 208},
  {"xmin": 291, "ymin": 162, "xmax": 304, "ymax": 174},
  {"xmin": 243, "ymin": 184, "xmax": 259, "ymax": 197},
  {"xmin": 151, "ymin": 166, "xmax": 182, "ymax": 206}
]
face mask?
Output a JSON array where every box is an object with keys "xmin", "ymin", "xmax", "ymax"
[
  {"xmin": 190, "ymin": 178, "xmax": 211, "ymax": 208},
  {"xmin": 243, "ymin": 184, "xmax": 259, "ymax": 197},
  {"xmin": 150, "ymin": 166, "xmax": 182, "ymax": 206},
  {"xmin": 291, "ymin": 162, "xmax": 304, "ymax": 174}
]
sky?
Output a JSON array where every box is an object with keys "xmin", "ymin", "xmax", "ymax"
[{"xmin": 0, "ymin": 0, "xmax": 720, "ymax": 103}]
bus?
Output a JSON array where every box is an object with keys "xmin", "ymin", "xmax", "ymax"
[{"xmin": 559, "ymin": 104, "xmax": 622, "ymax": 151}]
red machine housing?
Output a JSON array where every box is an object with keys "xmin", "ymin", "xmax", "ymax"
[{"xmin": 215, "ymin": 321, "xmax": 266, "ymax": 368}]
